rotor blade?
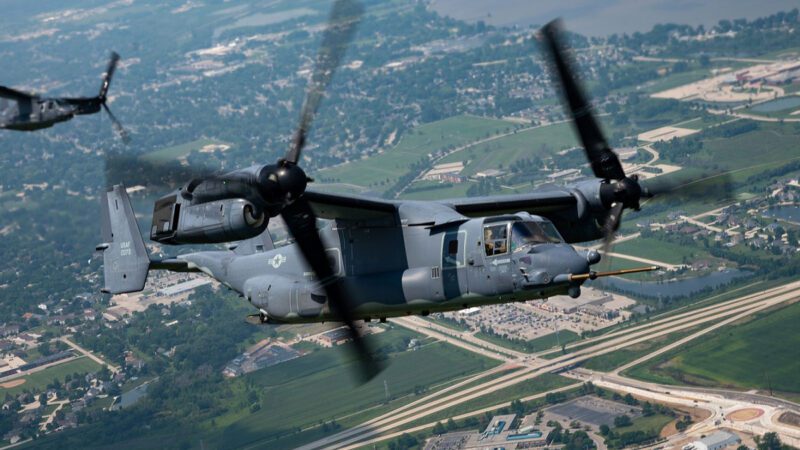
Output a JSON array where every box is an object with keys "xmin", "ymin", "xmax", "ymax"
[
  {"xmin": 641, "ymin": 170, "xmax": 734, "ymax": 203},
  {"xmin": 285, "ymin": 0, "xmax": 363, "ymax": 164},
  {"xmin": 100, "ymin": 51, "xmax": 120, "ymax": 99},
  {"xmin": 600, "ymin": 202, "xmax": 624, "ymax": 256},
  {"xmin": 102, "ymin": 102, "xmax": 130, "ymax": 144},
  {"xmin": 540, "ymin": 20, "xmax": 626, "ymax": 181},
  {"xmin": 281, "ymin": 197, "xmax": 382, "ymax": 382}
]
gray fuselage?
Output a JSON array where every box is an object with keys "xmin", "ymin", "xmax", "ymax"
[{"xmin": 179, "ymin": 211, "xmax": 593, "ymax": 324}]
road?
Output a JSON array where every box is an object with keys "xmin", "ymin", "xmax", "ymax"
[
  {"xmin": 601, "ymin": 251, "xmax": 684, "ymax": 271},
  {"xmin": 300, "ymin": 280, "xmax": 800, "ymax": 450},
  {"xmin": 393, "ymin": 316, "xmax": 527, "ymax": 360},
  {"xmin": 58, "ymin": 336, "xmax": 120, "ymax": 372},
  {"xmin": 570, "ymin": 370, "xmax": 800, "ymax": 448}
]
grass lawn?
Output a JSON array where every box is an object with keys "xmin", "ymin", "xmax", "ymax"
[
  {"xmin": 140, "ymin": 138, "xmax": 230, "ymax": 163},
  {"xmin": 400, "ymin": 180, "xmax": 474, "ymax": 200},
  {"xmin": 0, "ymin": 356, "xmax": 103, "ymax": 396},
  {"xmin": 474, "ymin": 329, "xmax": 581, "ymax": 354},
  {"xmin": 643, "ymin": 69, "xmax": 715, "ymax": 94},
  {"xmin": 614, "ymin": 413, "xmax": 674, "ymax": 435},
  {"xmin": 527, "ymin": 330, "xmax": 581, "ymax": 352},
  {"xmin": 206, "ymin": 329, "xmax": 497, "ymax": 449},
  {"xmin": 699, "ymin": 124, "xmax": 800, "ymax": 172},
  {"xmin": 437, "ymin": 121, "xmax": 577, "ymax": 177},
  {"xmin": 624, "ymin": 303, "xmax": 800, "ymax": 397},
  {"xmin": 581, "ymin": 324, "xmax": 704, "ymax": 372},
  {"xmin": 315, "ymin": 115, "xmax": 515, "ymax": 190},
  {"xmin": 613, "ymin": 237, "xmax": 710, "ymax": 266}
]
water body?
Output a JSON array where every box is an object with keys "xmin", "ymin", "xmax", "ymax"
[
  {"xmin": 429, "ymin": 0, "xmax": 799, "ymax": 37},
  {"xmin": 763, "ymin": 205, "xmax": 800, "ymax": 222},
  {"xmin": 111, "ymin": 381, "xmax": 151, "ymax": 411},
  {"xmin": 586, "ymin": 268, "xmax": 751, "ymax": 299},
  {"xmin": 752, "ymin": 96, "xmax": 800, "ymax": 113},
  {"xmin": 213, "ymin": 8, "xmax": 319, "ymax": 39}
]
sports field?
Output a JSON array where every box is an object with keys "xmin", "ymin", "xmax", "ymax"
[
  {"xmin": 624, "ymin": 303, "xmax": 800, "ymax": 398},
  {"xmin": 0, "ymin": 356, "xmax": 103, "ymax": 397}
]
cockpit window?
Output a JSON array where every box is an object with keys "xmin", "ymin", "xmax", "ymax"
[
  {"xmin": 511, "ymin": 221, "xmax": 562, "ymax": 252},
  {"xmin": 484, "ymin": 224, "xmax": 509, "ymax": 256}
]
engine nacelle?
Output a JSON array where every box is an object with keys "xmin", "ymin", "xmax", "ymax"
[
  {"xmin": 151, "ymin": 194, "xmax": 267, "ymax": 244},
  {"xmin": 243, "ymin": 275, "xmax": 326, "ymax": 321}
]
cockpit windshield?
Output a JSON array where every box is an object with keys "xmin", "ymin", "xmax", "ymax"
[{"xmin": 511, "ymin": 221, "xmax": 562, "ymax": 252}]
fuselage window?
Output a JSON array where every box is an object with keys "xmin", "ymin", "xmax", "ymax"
[
  {"xmin": 483, "ymin": 224, "xmax": 508, "ymax": 256},
  {"xmin": 448, "ymin": 239, "xmax": 458, "ymax": 257}
]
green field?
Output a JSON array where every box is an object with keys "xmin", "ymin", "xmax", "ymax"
[
  {"xmin": 140, "ymin": 138, "xmax": 230, "ymax": 163},
  {"xmin": 528, "ymin": 330, "xmax": 582, "ymax": 352},
  {"xmin": 614, "ymin": 413, "xmax": 674, "ymax": 435},
  {"xmin": 400, "ymin": 180, "xmax": 474, "ymax": 200},
  {"xmin": 0, "ymin": 356, "xmax": 103, "ymax": 396},
  {"xmin": 613, "ymin": 237, "xmax": 712, "ymax": 266},
  {"xmin": 625, "ymin": 303, "xmax": 800, "ymax": 399},
  {"xmin": 315, "ymin": 115, "xmax": 515, "ymax": 190},
  {"xmin": 473, "ymin": 329, "xmax": 581, "ymax": 354},
  {"xmin": 581, "ymin": 324, "xmax": 705, "ymax": 372},
  {"xmin": 436, "ymin": 121, "xmax": 577, "ymax": 176},
  {"xmin": 699, "ymin": 124, "xmax": 800, "ymax": 172},
  {"xmin": 207, "ymin": 330, "xmax": 497, "ymax": 449}
]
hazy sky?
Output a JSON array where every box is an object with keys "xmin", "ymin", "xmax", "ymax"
[{"xmin": 429, "ymin": 0, "xmax": 799, "ymax": 36}]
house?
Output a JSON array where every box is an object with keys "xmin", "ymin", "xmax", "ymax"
[
  {"xmin": 0, "ymin": 324, "xmax": 20, "ymax": 337},
  {"xmin": 124, "ymin": 352, "xmax": 145, "ymax": 370},
  {"xmin": 83, "ymin": 309, "xmax": 97, "ymax": 321}
]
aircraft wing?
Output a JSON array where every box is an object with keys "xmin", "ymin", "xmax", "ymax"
[
  {"xmin": 304, "ymin": 188, "xmax": 577, "ymax": 220},
  {"xmin": 0, "ymin": 86, "xmax": 34, "ymax": 101},
  {"xmin": 304, "ymin": 190, "xmax": 399, "ymax": 221},
  {"xmin": 439, "ymin": 189, "xmax": 577, "ymax": 217}
]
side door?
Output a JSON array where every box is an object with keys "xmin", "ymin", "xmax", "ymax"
[
  {"xmin": 465, "ymin": 220, "xmax": 494, "ymax": 296},
  {"xmin": 441, "ymin": 228, "xmax": 467, "ymax": 300}
]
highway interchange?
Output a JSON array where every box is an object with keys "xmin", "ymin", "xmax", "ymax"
[{"xmin": 298, "ymin": 280, "xmax": 800, "ymax": 450}]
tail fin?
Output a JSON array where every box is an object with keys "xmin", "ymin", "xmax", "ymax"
[{"xmin": 97, "ymin": 184, "xmax": 150, "ymax": 294}]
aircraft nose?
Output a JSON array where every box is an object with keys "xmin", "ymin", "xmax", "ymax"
[{"xmin": 521, "ymin": 244, "xmax": 590, "ymax": 280}]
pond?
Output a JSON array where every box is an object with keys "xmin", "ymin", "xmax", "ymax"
[
  {"xmin": 110, "ymin": 380, "xmax": 152, "ymax": 411},
  {"xmin": 587, "ymin": 268, "xmax": 752, "ymax": 299},
  {"xmin": 751, "ymin": 96, "xmax": 800, "ymax": 113}
]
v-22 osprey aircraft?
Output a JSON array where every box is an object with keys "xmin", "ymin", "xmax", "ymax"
[
  {"xmin": 0, "ymin": 52, "xmax": 128, "ymax": 141},
  {"xmin": 98, "ymin": 6, "xmax": 720, "ymax": 378}
]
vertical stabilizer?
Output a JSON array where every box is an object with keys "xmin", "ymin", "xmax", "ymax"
[{"xmin": 98, "ymin": 185, "xmax": 150, "ymax": 294}]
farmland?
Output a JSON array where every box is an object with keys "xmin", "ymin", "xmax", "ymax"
[{"xmin": 624, "ymin": 303, "xmax": 800, "ymax": 400}]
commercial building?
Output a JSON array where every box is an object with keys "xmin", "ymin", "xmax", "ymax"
[{"xmin": 683, "ymin": 430, "xmax": 741, "ymax": 450}]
